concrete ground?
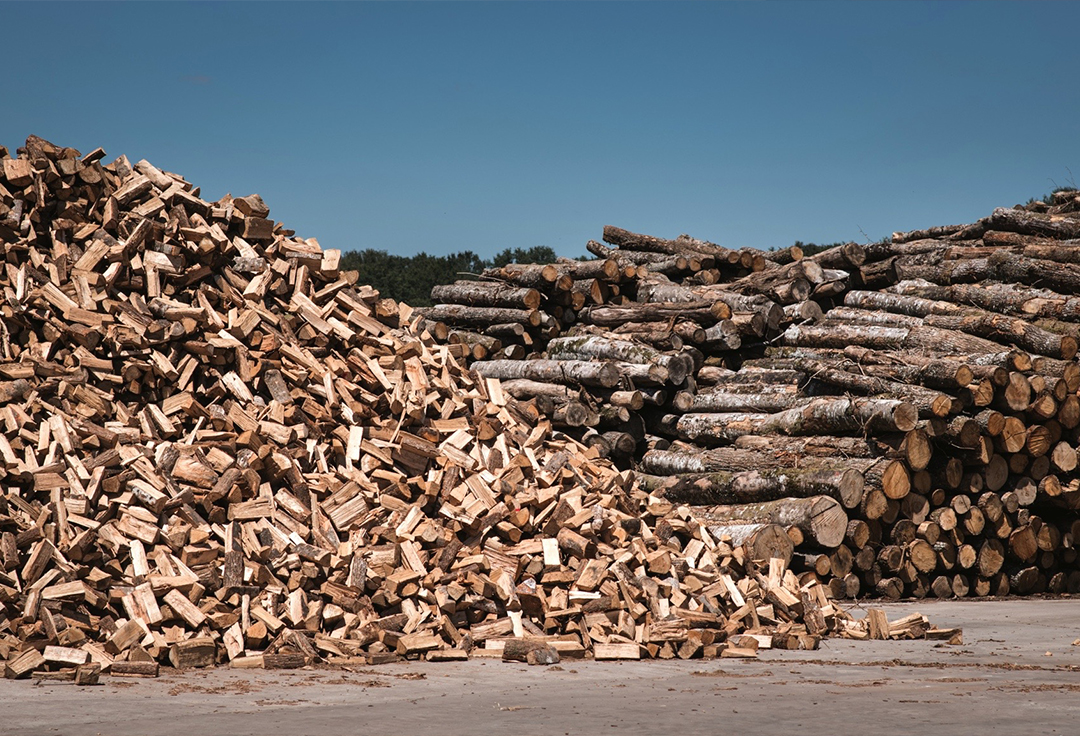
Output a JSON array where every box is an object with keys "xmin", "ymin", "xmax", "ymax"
[{"xmin": 3, "ymin": 598, "xmax": 1080, "ymax": 736}]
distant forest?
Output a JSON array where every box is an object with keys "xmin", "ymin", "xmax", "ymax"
[
  {"xmin": 341, "ymin": 241, "xmax": 848, "ymax": 305},
  {"xmin": 339, "ymin": 246, "xmax": 559, "ymax": 306}
]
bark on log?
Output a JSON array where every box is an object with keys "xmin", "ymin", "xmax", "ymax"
[
  {"xmin": 482, "ymin": 263, "xmax": 562, "ymax": 289},
  {"xmin": 610, "ymin": 321, "xmax": 689, "ymax": 349},
  {"xmin": 687, "ymin": 391, "xmax": 807, "ymax": 413},
  {"xmin": 473, "ymin": 359, "xmax": 619, "ymax": 388},
  {"xmin": 694, "ymin": 496, "xmax": 847, "ymax": 548},
  {"xmin": 676, "ymin": 398, "xmax": 916, "ymax": 443},
  {"xmin": 553, "ymin": 257, "xmax": 623, "ymax": 281},
  {"xmin": 703, "ymin": 523, "xmax": 794, "ymax": 565},
  {"xmin": 922, "ymin": 312, "xmax": 1077, "ymax": 359},
  {"xmin": 657, "ymin": 465, "xmax": 864, "ymax": 509},
  {"xmin": 891, "ymin": 224, "xmax": 970, "ymax": 244},
  {"xmin": 634, "ymin": 282, "xmax": 784, "ymax": 330},
  {"xmin": 783, "ymin": 322, "xmax": 1007, "ymax": 357},
  {"xmin": 602, "ymin": 226, "xmax": 743, "ymax": 264},
  {"xmin": 430, "ymin": 281, "xmax": 542, "ymax": 310},
  {"xmin": 417, "ymin": 304, "xmax": 541, "ymax": 328},
  {"xmin": 775, "ymin": 357, "xmax": 958, "ymax": 418},
  {"xmin": 579, "ymin": 301, "xmax": 731, "ymax": 326},
  {"xmin": 547, "ymin": 336, "xmax": 688, "ymax": 384},
  {"xmin": 807, "ymin": 242, "xmax": 866, "ymax": 269},
  {"xmin": 990, "ymin": 206, "xmax": 1080, "ymax": 239},
  {"xmin": 499, "ymin": 380, "xmax": 575, "ymax": 401},
  {"xmin": 726, "ymin": 260, "xmax": 823, "ymax": 304}
]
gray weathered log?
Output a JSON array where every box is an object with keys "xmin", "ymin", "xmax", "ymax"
[
  {"xmin": 694, "ymin": 496, "xmax": 848, "ymax": 548},
  {"xmin": 473, "ymin": 359, "xmax": 619, "ymax": 388}
]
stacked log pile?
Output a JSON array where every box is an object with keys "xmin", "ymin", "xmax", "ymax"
[
  {"xmin": 423, "ymin": 194, "xmax": 1080, "ymax": 603},
  {"xmin": 0, "ymin": 136, "xmax": 928, "ymax": 681}
]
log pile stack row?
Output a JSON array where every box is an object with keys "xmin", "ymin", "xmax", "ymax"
[
  {"xmin": 0, "ymin": 136, "xmax": 927, "ymax": 681},
  {"xmin": 422, "ymin": 194, "xmax": 1080, "ymax": 602}
]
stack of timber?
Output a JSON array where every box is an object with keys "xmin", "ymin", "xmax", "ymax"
[
  {"xmin": 424, "ymin": 195, "xmax": 1080, "ymax": 603},
  {"xmin": 0, "ymin": 136, "xmax": 920, "ymax": 682},
  {"xmin": 420, "ymin": 226, "xmax": 832, "ymax": 463}
]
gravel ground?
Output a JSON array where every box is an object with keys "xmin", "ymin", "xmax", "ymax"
[{"xmin": 3, "ymin": 598, "xmax": 1080, "ymax": 736}]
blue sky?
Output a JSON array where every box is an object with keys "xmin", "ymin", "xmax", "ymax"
[{"xmin": 4, "ymin": 2, "xmax": 1078, "ymax": 259}]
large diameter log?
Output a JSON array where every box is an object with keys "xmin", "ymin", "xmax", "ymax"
[
  {"xmin": 417, "ymin": 304, "xmax": 541, "ymax": 328},
  {"xmin": 500, "ymin": 380, "xmax": 574, "ymax": 401},
  {"xmin": 702, "ymin": 321, "xmax": 741, "ymax": 351},
  {"xmin": 726, "ymin": 260, "xmax": 822, "ymax": 304},
  {"xmin": 430, "ymin": 282, "xmax": 542, "ymax": 310},
  {"xmin": 658, "ymin": 466, "xmax": 864, "ymax": 509},
  {"xmin": 612, "ymin": 321, "xmax": 689, "ymax": 349},
  {"xmin": 579, "ymin": 301, "xmax": 731, "ymax": 326},
  {"xmin": 702, "ymin": 523, "xmax": 793, "ymax": 565},
  {"xmin": 447, "ymin": 331, "xmax": 501, "ymax": 359},
  {"xmin": 887, "ymin": 279, "xmax": 1080, "ymax": 324},
  {"xmin": 844, "ymin": 289, "xmax": 964, "ymax": 318},
  {"xmin": 891, "ymin": 223, "xmax": 969, "ymax": 243},
  {"xmin": 766, "ymin": 244, "xmax": 804, "ymax": 265},
  {"xmin": 991, "ymin": 251, "xmax": 1080, "ymax": 295},
  {"xmin": 807, "ymin": 242, "xmax": 866, "ymax": 269},
  {"xmin": 990, "ymin": 206, "xmax": 1080, "ymax": 239},
  {"xmin": 695, "ymin": 496, "xmax": 847, "ymax": 549},
  {"xmin": 635, "ymin": 282, "xmax": 784, "ymax": 330},
  {"xmin": 602, "ymin": 225, "xmax": 742, "ymax": 264},
  {"xmin": 688, "ymin": 391, "xmax": 806, "ymax": 413},
  {"xmin": 554, "ymin": 257, "xmax": 622, "ymax": 281},
  {"xmin": 472, "ymin": 359, "xmax": 619, "ymax": 388},
  {"xmin": 698, "ymin": 367, "xmax": 805, "ymax": 387},
  {"xmin": 783, "ymin": 322, "xmax": 1005, "ymax": 357},
  {"xmin": 733, "ymin": 432, "xmax": 928, "ymax": 468},
  {"xmin": 838, "ymin": 346, "xmax": 974, "ymax": 389},
  {"xmin": 482, "ymin": 263, "xmax": 562, "ymax": 288},
  {"xmin": 547, "ymin": 336, "xmax": 688, "ymax": 384},
  {"xmin": 922, "ymin": 313, "xmax": 1077, "ymax": 359},
  {"xmin": 675, "ymin": 398, "xmax": 916, "ymax": 442},
  {"xmin": 781, "ymin": 357, "xmax": 958, "ymax": 418},
  {"xmin": 602, "ymin": 361, "xmax": 665, "ymax": 386},
  {"xmin": 552, "ymin": 401, "xmax": 594, "ymax": 428}
]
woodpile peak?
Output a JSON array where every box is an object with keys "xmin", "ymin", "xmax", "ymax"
[{"xmin": 0, "ymin": 135, "xmax": 935, "ymax": 682}]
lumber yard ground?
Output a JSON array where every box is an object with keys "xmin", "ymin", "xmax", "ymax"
[{"xmin": 3, "ymin": 598, "xmax": 1078, "ymax": 736}]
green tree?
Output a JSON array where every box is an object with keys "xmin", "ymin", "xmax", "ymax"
[{"xmin": 489, "ymin": 246, "xmax": 558, "ymax": 268}]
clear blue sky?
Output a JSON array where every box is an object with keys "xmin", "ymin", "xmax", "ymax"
[{"xmin": 5, "ymin": 2, "xmax": 1078, "ymax": 259}]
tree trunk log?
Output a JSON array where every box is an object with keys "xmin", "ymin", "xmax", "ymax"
[
  {"xmin": 547, "ymin": 336, "xmax": 688, "ymax": 384},
  {"xmin": 657, "ymin": 465, "xmax": 864, "ymax": 509},
  {"xmin": 889, "ymin": 277, "xmax": 1080, "ymax": 329},
  {"xmin": 990, "ymin": 206, "xmax": 1080, "ymax": 239},
  {"xmin": 430, "ymin": 281, "xmax": 542, "ymax": 310},
  {"xmin": 922, "ymin": 312, "xmax": 1076, "ymax": 359},
  {"xmin": 417, "ymin": 304, "xmax": 541, "ymax": 328},
  {"xmin": 579, "ymin": 301, "xmax": 731, "ymax": 326},
  {"xmin": 482, "ymin": 263, "xmax": 563, "ymax": 289},
  {"xmin": 783, "ymin": 322, "xmax": 1006, "ymax": 357},
  {"xmin": 704, "ymin": 523, "xmax": 794, "ymax": 565},
  {"xmin": 695, "ymin": 496, "xmax": 847, "ymax": 548},
  {"xmin": 673, "ymin": 399, "xmax": 914, "ymax": 443},
  {"xmin": 603, "ymin": 225, "xmax": 743, "ymax": 264},
  {"xmin": 473, "ymin": 359, "xmax": 619, "ymax": 388}
]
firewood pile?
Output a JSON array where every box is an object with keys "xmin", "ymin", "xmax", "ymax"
[
  {"xmin": 422, "ymin": 194, "xmax": 1080, "ymax": 604},
  {"xmin": 0, "ymin": 136, "xmax": 943, "ymax": 682}
]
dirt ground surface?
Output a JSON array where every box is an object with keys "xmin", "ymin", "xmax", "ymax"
[{"xmin": 3, "ymin": 598, "xmax": 1080, "ymax": 736}]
